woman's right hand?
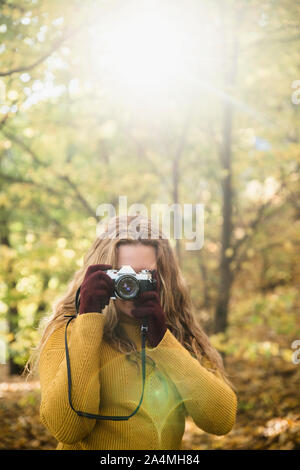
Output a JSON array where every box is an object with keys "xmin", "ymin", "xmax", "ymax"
[{"xmin": 79, "ymin": 264, "xmax": 114, "ymax": 315}]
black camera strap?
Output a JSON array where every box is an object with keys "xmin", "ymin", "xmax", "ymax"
[{"xmin": 63, "ymin": 286, "xmax": 148, "ymax": 420}]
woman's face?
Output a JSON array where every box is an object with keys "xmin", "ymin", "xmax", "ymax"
[{"xmin": 115, "ymin": 243, "xmax": 157, "ymax": 317}]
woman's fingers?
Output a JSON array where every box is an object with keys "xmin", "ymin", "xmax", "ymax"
[
  {"xmin": 131, "ymin": 306, "xmax": 154, "ymax": 319},
  {"xmin": 79, "ymin": 265, "xmax": 114, "ymax": 314},
  {"xmin": 134, "ymin": 291, "xmax": 159, "ymax": 305},
  {"xmin": 85, "ymin": 264, "xmax": 112, "ymax": 276},
  {"xmin": 83, "ymin": 270, "xmax": 114, "ymax": 291}
]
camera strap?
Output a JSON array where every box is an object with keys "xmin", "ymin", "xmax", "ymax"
[{"xmin": 63, "ymin": 286, "xmax": 148, "ymax": 420}]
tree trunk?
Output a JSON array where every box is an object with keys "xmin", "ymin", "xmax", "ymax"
[
  {"xmin": 198, "ymin": 256, "xmax": 211, "ymax": 310},
  {"xmin": 214, "ymin": 15, "xmax": 239, "ymax": 333},
  {"xmin": 0, "ymin": 204, "xmax": 23, "ymax": 375},
  {"xmin": 171, "ymin": 107, "xmax": 193, "ymax": 266},
  {"xmin": 172, "ymin": 153, "xmax": 182, "ymax": 265}
]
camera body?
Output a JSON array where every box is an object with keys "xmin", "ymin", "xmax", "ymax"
[{"xmin": 104, "ymin": 265, "xmax": 157, "ymax": 300}]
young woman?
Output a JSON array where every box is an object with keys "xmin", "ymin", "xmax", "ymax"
[{"xmin": 32, "ymin": 215, "xmax": 237, "ymax": 450}]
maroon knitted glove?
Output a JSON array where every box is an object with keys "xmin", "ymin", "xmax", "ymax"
[
  {"xmin": 79, "ymin": 264, "xmax": 114, "ymax": 314},
  {"xmin": 131, "ymin": 271, "xmax": 167, "ymax": 348}
]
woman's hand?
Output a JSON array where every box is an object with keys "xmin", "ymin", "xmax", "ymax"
[
  {"xmin": 131, "ymin": 271, "xmax": 167, "ymax": 348},
  {"xmin": 79, "ymin": 264, "xmax": 114, "ymax": 315}
]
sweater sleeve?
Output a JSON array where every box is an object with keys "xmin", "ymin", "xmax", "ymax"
[
  {"xmin": 148, "ymin": 329, "xmax": 238, "ymax": 436},
  {"xmin": 39, "ymin": 312, "xmax": 106, "ymax": 444}
]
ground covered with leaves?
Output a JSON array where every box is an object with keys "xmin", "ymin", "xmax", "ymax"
[
  {"xmin": 182, "ymin": 355, "xmax": 300, "ymax": 450},
  {"xmin": 0, "ymin": 354, "xmax": 299, "ymax": 450}
]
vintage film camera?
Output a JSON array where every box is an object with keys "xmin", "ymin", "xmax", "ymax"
[{"xmin": 104, "ymin": 265, "xmax": 157, "ymax": 300}]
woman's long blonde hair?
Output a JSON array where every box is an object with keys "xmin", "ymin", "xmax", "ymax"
[{"xmin": 26, "ymin": 215, "xmax": 235, "ymax": 390}]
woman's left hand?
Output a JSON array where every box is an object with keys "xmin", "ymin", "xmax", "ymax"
[{"xmin": 131, "ymin": 272, "xmax": 167, "ymax": 348}]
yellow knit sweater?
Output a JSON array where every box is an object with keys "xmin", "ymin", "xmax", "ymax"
[{"xmin": 39, "ymin": 311, "xmax": 237, "ymax": 450}]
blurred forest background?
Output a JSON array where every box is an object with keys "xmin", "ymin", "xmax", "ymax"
[{"xmin": 0, "ymin": 0, "xmax": 299, "ymax": 450}]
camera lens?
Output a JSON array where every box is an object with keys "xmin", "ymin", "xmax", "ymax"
[{"xmin": 115, "ymin": 275, "xmax": 139, "ymax": 300}]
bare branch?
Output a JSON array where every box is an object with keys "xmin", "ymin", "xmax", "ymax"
[
  {"xmin": 58, "ymin": 174, "xmax": 96, "ymax": 219},
  {"xmin": 30, "ymin": 199, "xmax": 72, "ymax": 237},
  {"xmin": 1, "ymin": 132, "xmax": 98, "ymax": 219},
  {"xmin": 0, "ymin": 114, "xmax": 9, "ymax": 131},
  {"xmin": 0, "ymin": 25, "xmax": 82, "ymax": 77},
  {"xmin": 0, "ymin": 172, "xmax": 63, "ymax": 197},
  {"xmin": 2, "ymin": 130, "xmax": 48, "ymax": 167},
  {"xmin": 231, "ymin": 171, "xmax": 291, "ymax": 263}
]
